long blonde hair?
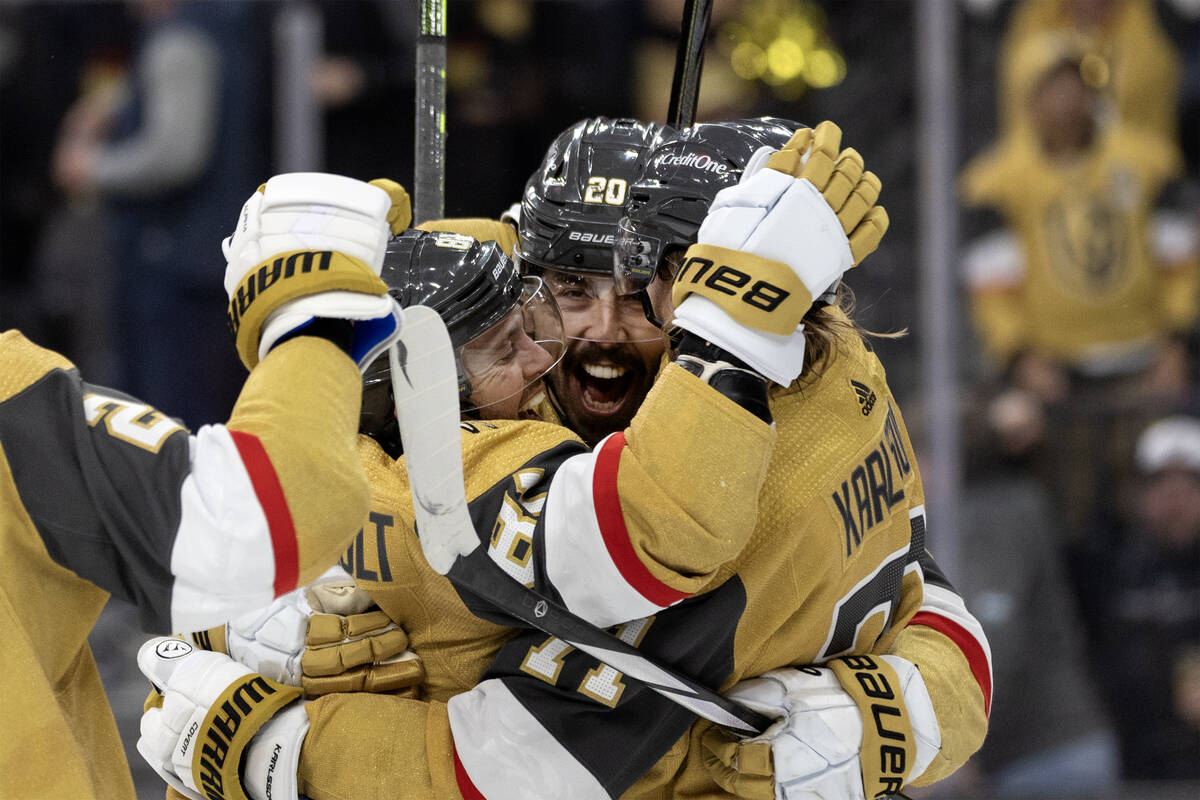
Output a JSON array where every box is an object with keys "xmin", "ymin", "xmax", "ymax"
[
  {"xmin": 797, "ymin": 283, "xmax": 907, "ymax": 387},
  {"xmin": 658, "ymin": 251, "xmax": 904, "ymax": 386}
]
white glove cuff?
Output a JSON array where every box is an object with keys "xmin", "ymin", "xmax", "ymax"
[
  {"xmin": 243, "ymin": 701, "xmax": 310, "ymax": 800},
  {"xmin": 673, "ymin": 294, "xmax": 806, "ymax": 386},
  {"xmin": 259, "ymin": 293, "xmax": 400, "ymax": 367}
]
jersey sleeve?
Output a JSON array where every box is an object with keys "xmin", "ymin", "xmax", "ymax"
[
  {"xmin": 1, "ymin": 332, "xmax": 369, "ymax": 633},
  {"xmin": 299, "ymin": 693, "xmax": 461, "ymax": 800},
  {"xmin": 533, "ymin": 364, "xmax": 775, "ymax": 627},
  {"xmin": 885, "ymin": 511, "xmax": 993, "ymax": 786},
  {"xmin": 859, "ymin": 396, "xmax": 992, "ymax": 787}
]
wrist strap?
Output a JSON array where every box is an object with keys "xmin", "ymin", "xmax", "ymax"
[
  {"xmin": 272, "ymin": 318, "xmax": 355, "ymax": 357},
  {"xmin": 675, "ymin": 333, "xmax": 771, "ymax": 424}
]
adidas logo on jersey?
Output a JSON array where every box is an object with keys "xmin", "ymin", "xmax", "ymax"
[{"xmin": 850, "ymin": 379, "xmax": 877, "ymax": 416}]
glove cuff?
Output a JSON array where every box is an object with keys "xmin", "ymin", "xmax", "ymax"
[
  {"xmin": 229, "ymin": 250, "xmax": 390, "ymax": 371},
  {"xmin": 259, "ymin": 294, "xmax": 403, "ymax": 372},
  {"xmin": 243, "ymin": 702, "xmax": 310, "ymax": 800},
  {"xmin": 672, "ymin": 244, "xmax": 813, "ymax": 336},
  {"xmin": 829, "ymin": 654, "xmax": 940, "ymax": 796},
  {"xmin": 190, "ymin": 673, "xmax": 303, "ymax": 800},
  {"xmin": 673, "ymin": 295, "xmax": 806, "ymax": 386},
  {"xmin": 190, "ymin": 626, "xmax": 230, "ymax": 655}
]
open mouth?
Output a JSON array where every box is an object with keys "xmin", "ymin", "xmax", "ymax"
[
  {"xmin": 517, "ymin": 388, "xmax": 546, "ymax": 421},
  {"xmin": 574, "ymin": 361, "xmax": 637, "ymax": 415}
]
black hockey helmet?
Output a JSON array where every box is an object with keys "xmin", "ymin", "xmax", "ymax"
[
  {"xmin": 360, "ymin": 229, "xmax": 564, "ymax": 455},
  {"xmin": 514, "ymin": 117, "xmax": 675, "ymax": 277},
  {"xmin": 383, "ymin": 229, "xmax": 522, "ymax": 353},
  {"xmin": 613, "ymin": 117, "xmax": 802, "ymax": 294}
]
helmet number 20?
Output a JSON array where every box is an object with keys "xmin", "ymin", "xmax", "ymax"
[{"xmin": 584, "ymin": 176, "xmax": 628, "ymax": 206}]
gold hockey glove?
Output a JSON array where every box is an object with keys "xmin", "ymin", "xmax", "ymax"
[{"xmin": 191, "ymin": 567, "xmax": 423, "ymax": 698}]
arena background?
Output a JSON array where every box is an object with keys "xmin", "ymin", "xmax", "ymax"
[{"xmin": 2, "ymin": 1, "xmax": 1198, "ymax": 797}]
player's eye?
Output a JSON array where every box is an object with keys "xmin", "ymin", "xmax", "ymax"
[{"xmin": 497, "ymin": 338, "xmax": 519, "ymax": 363}]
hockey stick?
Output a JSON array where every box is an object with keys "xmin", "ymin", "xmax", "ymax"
[
  {"xmin": 414, "ymin": 0, "xmax": 447, "ymax": 225},
  {"xmin": 667, "ymin": 0, "xmax": 713, "ymax": 128},
  {"xmin": 388, "ymin": 310, "xmax": 771, "ymax": 737}
]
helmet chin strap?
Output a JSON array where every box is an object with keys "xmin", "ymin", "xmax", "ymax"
[{"xmin": 637, "ymin": 289, "xmax": 666, "ymax": 330}]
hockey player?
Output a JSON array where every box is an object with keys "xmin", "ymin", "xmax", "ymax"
[
  {"xmin": 394, "ymin": 116, "xmax": 988, "ymax": 798},
  {"xmin": 431, "ymin": 115, "xmax": 990, "ymax": 798},
  {"xmin": 135, "ymin": 124, "xmax": 952, "ymax": 800},
  {"xmin": 134, "ymin": 199, "xmax": 779, "ymax": 799},
  {"xmin": 511, "ymin": 117, "xmax": 676, "ymax": 445},
  {"xmin": 0, "ymin": 172, "xmax": 411, "ymax": 799},
  {"xmin": 609, "ymin": 119, "xmax": 993, "ymax": 797}
]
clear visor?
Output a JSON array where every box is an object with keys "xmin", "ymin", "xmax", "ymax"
[
  {"xmin": 537, "ymin": 266, "xmax": 665, "ymax": 345},
  {"xmin": 459, "ymin": 275, "xmax": 565, "ymax": 415},
  {"xmin": 362, "ymin": 276, "xmax": 565, "ymax": 420},
  {"xmin": 613, "ymin": 217, "xmax": 665, "ymax": 296}
]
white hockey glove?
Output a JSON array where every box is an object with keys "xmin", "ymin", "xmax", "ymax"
[
  {"xmin": 223, "ymin": 173, "xmax": 412, "ymax": 371},
  {"xmin": 137, "ymin": 637, "xmax": 308, "ymax": 800},
  {"xmin": 671, "ymin": 121, "xmax": 889, "ymax": 386},
  {"xmin": 191, "ymin": 566, "xmax": 424, "ymax": 696},
  {"xmin": 702, "ymin": 655, "xmax": 941, "ymax": 800}
]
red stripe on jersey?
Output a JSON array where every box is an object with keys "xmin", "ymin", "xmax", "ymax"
[
  {"xmin": 909, "ymin": 611, "xmax": 992, "ymax": 716},
  {"xmin": 229, "ymin": 430, "xmax": 299, "ymax": 596},
  {"xmin": 453, "ymin": 748, "xmax": 486, "ymax": 800},
  {"xmin": 592, "ymin": 432, "xmax": 689, "ymax": 607}
]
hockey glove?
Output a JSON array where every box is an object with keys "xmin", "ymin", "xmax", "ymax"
[
  {"xmin": 671, "ymin": 120, "xmax": 889, "ymax": 386},
  {"xmin": 137, "ymin": 637, "xmax": 308, "ymax": 800},
  {"xmin": 701, "ymin": 655, "xmax": 941, "ymax": 800},
  {"xmin": 223, "ymin": 173, "xmax": 411, "ymax": 371},
  {"xmin": 191, "ymin": 566, "xmax": 424, "ymax": 696}
]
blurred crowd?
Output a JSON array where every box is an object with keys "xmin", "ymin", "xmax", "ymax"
[{"xmin": 1, "ymin": 0, "xmax": 1198, "ymax": 797}]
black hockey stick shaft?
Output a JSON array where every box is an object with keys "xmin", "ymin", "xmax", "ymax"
[
  {"xmin": 446, "ymin": 548, "xmax": 772, "ymax": 737},
  {"xmin": 667, "ymin": 0, "xmax": 713, "ymax": 128},
  {"xmin": 414, "ymin": 0, "xmax": 446, "ymax": 224}
]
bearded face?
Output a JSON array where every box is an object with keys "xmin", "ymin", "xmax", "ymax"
[
  {"xmin": 539, "ymin": 270, "xmax": 667, "ymax": 445},
  {"xmin": 545, "ymin": 335, "xmax": 664, "ymax": 445}
]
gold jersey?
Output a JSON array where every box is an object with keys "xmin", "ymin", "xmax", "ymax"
[
  {"xmin": 0, "ymin": 331, "xmax": 370, "ymax": 800},
  {"xmin": 961, "ymin": 123, "xmax": 1190, "ymax": 366},
  {"xmin": 298, "ymin": 323, "xmax": 991, "ymax": 800}
]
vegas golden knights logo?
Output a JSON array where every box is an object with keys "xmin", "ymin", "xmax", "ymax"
[{"xmin": 1044, "ymin": 196, "xmax": 1129, "ymax": 298}]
